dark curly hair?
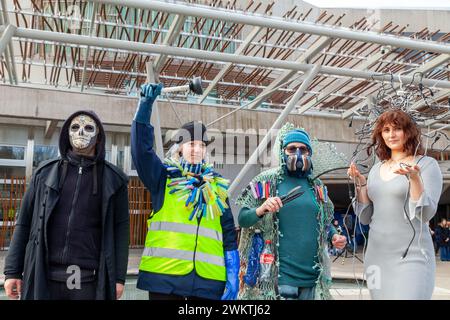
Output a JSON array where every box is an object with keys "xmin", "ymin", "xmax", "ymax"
[{"xmin": 368, "ymin": 109, "xmax": 424, "ymax": 161}]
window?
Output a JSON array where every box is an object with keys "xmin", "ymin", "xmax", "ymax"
[
  {"xmin": 105, "ymin": 150, "xmax": 112, "ymax": 162},
  {"xmin": 33, "ymin": 145, "xmax": 59, "ymax": 169},
  {"xmin": 0, "ymin": 167, "xmax": 25, "ymax": 177},
  {"xmin": 0, "ymin": 146, "xmax": 25, "ymax": 160},
  {"xmin": 117, "ymin": 150, "xmax": 124, "ymax": 170}
]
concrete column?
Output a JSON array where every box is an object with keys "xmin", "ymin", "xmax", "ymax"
[
  {"xmin": 123, "ymin": 145, "xmax": 132, "ymax": 175},
  {"xmin": 25, "ymin": 138, "xmax": 34, "ymax": 182},
  {"xmin": 111, "ymin": 144, "xmax": 118, "ymax": 165}
]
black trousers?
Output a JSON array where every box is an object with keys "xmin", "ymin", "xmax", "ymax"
[
  {"xmin": 48, "ymin": 280, "xmax": 97, "ymax": 300},
  {"xmin": 148, "ymin": 292, "xmax": 207, "ymax": 300}
]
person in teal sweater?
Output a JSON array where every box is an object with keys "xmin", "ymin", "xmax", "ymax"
[{"xmin": 237, "ymin": 125, "xmax": 347, "ymax": 300}]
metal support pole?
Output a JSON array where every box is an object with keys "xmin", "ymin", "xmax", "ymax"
[
  {"xmin": 0, "ymin": 24, "xmax": 14, "ymax": 56},
  {"xmin": 199, "ymin": 26, "xmax": 262, "ymax": 103},
  {"xmin": 153, "ymin": 14, "xmax": 186, "ymax": 72},
  {"xmin": 247, "ymin": 36, "xmax": 332, "ymax": 110},
  {"xmin": 91, "ymin": 0, "xmax": 450, "ymax": 55},
  {"xmin": 0, "ymin": 24, "xmax": 15, "ymax": 84},
  {"xmin": 80, "ymin": 1, "xmax": 97, "ymax": 92},
  {"xmin": 25, "ymin": 137, "xmax": 35, "ymax": 182},
  {"xmin": 1, "ymin": 0, "xmax": 18, "ymax": 84},
  {"xmin": 146, "ymin": 62, "xmax": 164, "ymax": 159},
  {"xmin": 228, "ymin": 65, "xmax": 320, "ymax": 195}
]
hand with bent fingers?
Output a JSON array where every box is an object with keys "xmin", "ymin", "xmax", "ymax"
[
  {"xmin": 347, "ymin": 162, "xmax": 367, "ymax": 186},
  {"xmin": 134, "ymin": 82, "xmax": 164, "ymax": 123},
  {"xmin": 393, "ymin": 164, "xmax": 420, "ymax": 178},
  {"xmin": 332, "ymin": 234, "xmax": 347, "ymax": 250},
  {"xmin": 4, "ymin": 278, "xmax": 22, "ymax": 300}
]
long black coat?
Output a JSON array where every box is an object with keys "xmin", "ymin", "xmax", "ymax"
[{"xmin": 4, "ymin": 158, "xmax": 129, "ymax": 300}]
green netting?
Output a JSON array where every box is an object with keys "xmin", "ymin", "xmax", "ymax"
[{"xmin": 236, "ymin": 122, "xmax": 348, "ymax": 300}]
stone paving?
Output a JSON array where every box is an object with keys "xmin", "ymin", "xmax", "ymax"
[{"xmin": 1, "ymin": 248, "xmax": 449, "ymax": 300}]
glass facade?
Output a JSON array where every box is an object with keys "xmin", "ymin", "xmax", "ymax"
[
  {"xmin": 33, "ymin": 145, "xmax": 59, "ymax": 169},
  {"xmin": 0, "ymin": 146, "xmax": 25, "ymax": 160}
]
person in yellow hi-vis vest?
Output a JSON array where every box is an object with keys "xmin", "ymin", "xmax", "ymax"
[{"xmin": 131, "ymin": 83, "xmax": 239, "ymax": 300}]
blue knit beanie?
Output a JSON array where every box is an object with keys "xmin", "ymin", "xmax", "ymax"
[{"xmin": 282, "ymin": 129, "xmax": 312, "ymax": 155}]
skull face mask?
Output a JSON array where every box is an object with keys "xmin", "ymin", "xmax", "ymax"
[{"xmin": 69, "ymin": 115, "xmax": 98, "ymax": 150}]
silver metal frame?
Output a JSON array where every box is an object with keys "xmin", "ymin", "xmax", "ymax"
[
  {"xmin": 92, "ymin": 0, "xmax": 450, "ymax": 55},
  {"xmin": 228, "ymin": 65, "xmax": 321, "ymax": 195},
  {"xmin": 13, "ymin": 27, "xmax": 450, "ymax": 90}
]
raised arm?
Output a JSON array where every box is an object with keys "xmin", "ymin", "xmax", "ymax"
[{"xmin": 131, "ymin": 83, "xmax": 167, "ymax": 212}]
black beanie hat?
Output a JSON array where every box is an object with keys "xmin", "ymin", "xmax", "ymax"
[{"xmin": 175, "ymin": 121, "xmax": 210, "ymax": 145}]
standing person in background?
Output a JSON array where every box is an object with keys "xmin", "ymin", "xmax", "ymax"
[
  {"xmin": 435, "ymin": 218, "xmax": 450, "ymax": 261},
  {"xmin": 330, "ymin": 220, "xmax": 344, "ymax": 256}
]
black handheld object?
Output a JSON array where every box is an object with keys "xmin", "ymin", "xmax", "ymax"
[
  {"xmin": 279, "ymin": 186, "xmax": 305, "ymax": 205},
  {"xmin": 399, "ymin": 162, "xmax": 412, "ymax": 169},
  {"xmin": 262, "ymin": 186, "xmax": 305, "ymax": 213}
]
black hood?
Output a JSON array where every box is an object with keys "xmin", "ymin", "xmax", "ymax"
[{"xmin": 59, "ymin": 110, "xmax": 106, "ymax": 162}]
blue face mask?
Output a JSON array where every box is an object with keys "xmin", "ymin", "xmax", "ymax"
[{"xmin": 283, "ymin": 149, "xmax": 313, "ymax": 177}]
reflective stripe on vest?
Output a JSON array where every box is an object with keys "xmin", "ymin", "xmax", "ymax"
[
  {"xmin": 142, "ymin": 247, "xmax": 225, "ymax": 267},
  {"xmin": 139, "ymin": 178, "xmax": 226, "ymax": 281},
  {"xmin": 149, "ymin": 221, "xmax": 223, "ymax": 242}
]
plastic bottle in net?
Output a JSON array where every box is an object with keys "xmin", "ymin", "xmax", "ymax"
[
  {"xmin": 243, "ymin": 229, "xmax": 264, "ymax": 287},
  {"xmin": 259, "ymin": 239, "xmax": 274, "ymax": 283}
]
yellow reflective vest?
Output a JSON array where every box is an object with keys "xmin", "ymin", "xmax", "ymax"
[{"xmin": 139, "ymin": 178, "xmax": 226, "ymax": 281}]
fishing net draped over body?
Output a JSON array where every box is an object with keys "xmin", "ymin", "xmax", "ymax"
[{"xmin": 236, "ymin": 123, "xmax": 348, "ymax": 300}]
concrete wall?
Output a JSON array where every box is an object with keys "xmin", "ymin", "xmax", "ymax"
[{"xmin": 2, "ymin": 84, "xmax": 450, "ymax": 159}]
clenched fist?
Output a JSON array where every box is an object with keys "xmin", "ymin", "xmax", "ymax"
[
  {"xmin": 4, "ymin": 278, "xmax": 22, "ymax": 300},
  {"xmin": 256, "ymin": 197, "xmax": 283, "ymax": 217},
  {"xmin": 332, "ymin": 234, "xmax": 347, "ymax": 250}
]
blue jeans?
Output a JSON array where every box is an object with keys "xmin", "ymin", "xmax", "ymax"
[
  {"xmin": 278, "ymin": 285, "xmax": 316, "ymax": 300},
  {"xmin": 440, "ymin": 246, "xmax": 450, "ymax": 261}
]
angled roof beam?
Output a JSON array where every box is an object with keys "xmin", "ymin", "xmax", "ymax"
[
  {"xmin": 386, "ymin": 54, "xmax": 450, "ymax": 116},
  {"xmin": 414, "ymin": 54, "xmax": 450, "ymax": 75},
  {"xmin": 92, "ymin": 0, "xmax": 450, "ymax": 55},
  {"xmin": 387, "ymin": 53, "xmax": 450, "ymax": 96},
  {"xmin": 80, "ymin": 1, "xmax": 98, "ymax": 92},
  {"xmin": 45, "ymin": 120, "xmax": 59, "ymax": 139},
  {"xmin": 199, "ymin": 25, "xmax": 262, "ymax": 103},
  {"xmin": 298, "ymin": 48, "xmax": 389, "ymax": 115},
  {"xmin": 391, "ymin": 53, "xmax": 450, "ymax": 100},
  {"xmin": 246, "ymin": 36, "xmax": 333, "ymax": 109},
  {"xmin": 342, "ymin": 54, "xmax": 450, "ymax": 119},
  {"xmin": 420, "ymin": 90, "xmax": 450, "ymax": 126},
  {"xmin": 0, "ymin": 0, "xmax": 17, "ymax": 84},
  {"xmin": 228, "ymin": 65, "xmax": 320, "ymax": 196},
  {"xmin": 342, "ymin": 95, "xmax": 375, "ymax": 119},
  {"xmin": 0, "ymin": 24, "xmax": 14, "ymax": 56},
  {"xmin": 0, "ymin": 24, "xmax": 16, "ymax": 84},
  {"xmin": 153, "ymin": 14, "xmax": 186, "ymax": 72}
]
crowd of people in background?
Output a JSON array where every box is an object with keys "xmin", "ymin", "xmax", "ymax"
[{"xmin": 432, "ymin": 218, "xmax": 450, "ymax": 262}]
